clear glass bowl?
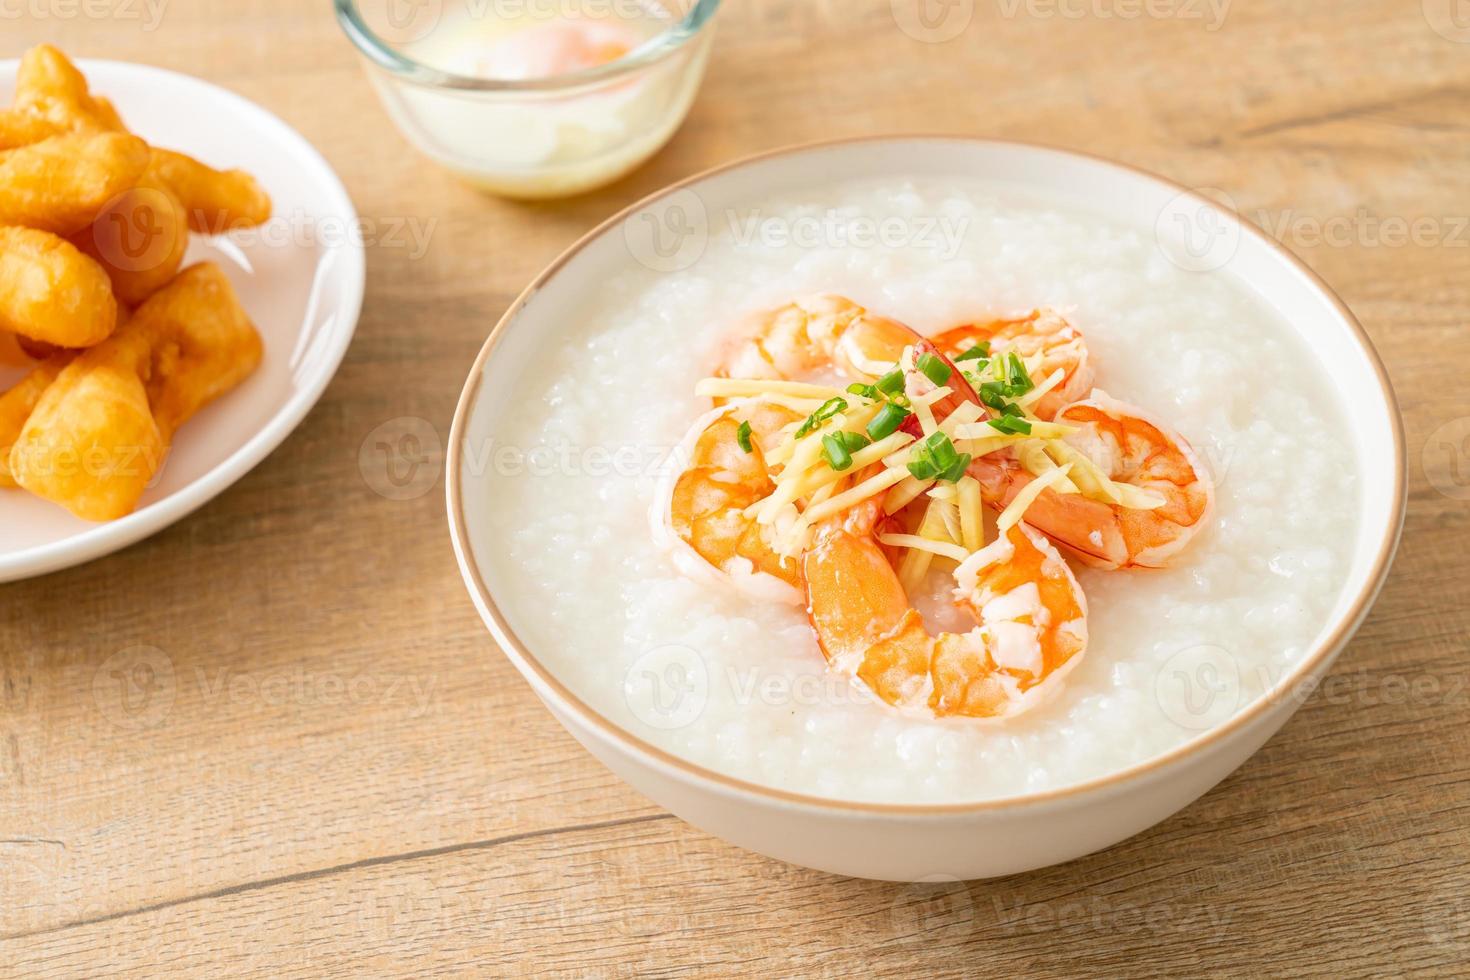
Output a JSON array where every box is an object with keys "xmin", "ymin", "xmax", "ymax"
[{"xmin": 335, "ymin": 0, "xmax": 720, "ymax": 199}]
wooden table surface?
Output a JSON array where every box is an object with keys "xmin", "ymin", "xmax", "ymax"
[{"xmin": 4, "ymin": 1, "xmax": 1469, "ymax": 975}]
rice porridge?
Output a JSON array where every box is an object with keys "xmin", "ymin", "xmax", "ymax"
[{"xmin": 481, "ymin": 178, "xmax": 1358, "ymax": 804}]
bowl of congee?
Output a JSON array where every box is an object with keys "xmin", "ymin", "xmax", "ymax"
[{"xmin": 448, "ymin": 137, "xmax": 1404, "ymax": 880}]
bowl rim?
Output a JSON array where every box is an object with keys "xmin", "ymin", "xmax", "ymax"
[
  {"xmin": 0, "ymin": 57, "xmax": 366, "ymax": 583},
  {"xmin": 333, "ymin": 0, "xmax": 721, "ymax": 93},
  {"xmin": 446, "ymin": 134, "xmax": 1406, "ymax": 815}
]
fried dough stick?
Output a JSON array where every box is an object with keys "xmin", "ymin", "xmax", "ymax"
[
  {"xmin": 10, "ymin": 44, "xmax": 122, "ymax": 135},
  {"xmin": 148, "ymin": 148, "xmax": 272, "ymax": 233},
  {"xmin": 9, "ymin": 263, "xmax": 262, "ymax": 520},
  {"xmin": 0, "ymin": 109, "xmax": 59, "ymax": 150},
  {"xmin": 0, "ymin": 352, "xmax": 72, "ymax": 487},
  {"xmin": 3, "ymin": 47, "xmax": 186, "ymax": 299},
  {"xmin": 0, "ymin": 46, "xmax": 126, "ymax": 149},
  {"xmin": 0, "ymin": 132, "xmax": 150, "ymax": 236},
  {"xmin": 72, "ymin": 171, "xmax": 191, "ymax": 307},
  {"xmin": 0, "ymin": 226, "xmax": 119, "ymax": 347},
  {"xmin": 9, "ymin": 46, "xmax": 272, "ymax": 228},
  {"xmin": 4, "ymin": 46, "xmax": 271, "ymax": 299}
]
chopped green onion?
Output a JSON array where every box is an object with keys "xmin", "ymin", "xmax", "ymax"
[
  {"xmin": 822, "ymin": 433, "xmax": 855, "ymax": 471},
  {"xmin": 961, "ymin": 358, "xmax": 990, "ymax": 379},
  {"xmin": 907, "ymin": 457, "xmax": 939, "ymax": 481},
  {"xmin": 987, "ymin": 415, "xmax": 1033, "ymax": 435},
  {"xmin": 916, "ymin": 352, "xmax": 952, "ymax": 386},
  {"xmin": 978, "ymin": 381, "xmax": 1009, "ymax": 410},
  {"xmin": 795, "ymin": 397, "xmax": 848, "ymax": 438},
  {"xmin": 906, "ymin": 431, "xmax": 964, "ymax": 481},
  {"xmin": 924, "ymin": 431, "xmax": 960, "ymax": 470},
  {"xmin": 876, "ymin": 369, "xmax": 905, "ymax": 396},
  {"xmin": 736, "ymin": 420, "xmax": 754, "ymax": 453},
  {"xmin": 1005, "ymin": 352, "xmax": 1034, "ymax": 395},
  {"xmin": 866, "ymin": 402, "xmax": 911, "ymax": 441},
  {"xmin": 938, "ymin": 453, "xmax": 973, "ymax": 483},
  {"xmin": 954, "ymin": 342, "xmax": 990, "ymax": 362},
  {"xmin": 820, "ymin": 430, "xmax": 869, "ymax": 471},
  {"xmin": 847, "ymin": 382, "xmax": 878, "ymax": 399}
]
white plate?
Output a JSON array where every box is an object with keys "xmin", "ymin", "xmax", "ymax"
[{"xmin": 0, "ymin": 60, "xmax": 364, "ymax": 582}]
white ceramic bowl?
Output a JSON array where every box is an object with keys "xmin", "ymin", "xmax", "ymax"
[
  {"xmin": 0, "ymin": 60, "xmax": 365, "ymax": 582},
  {"xmin": 448, "ymin": 137, "xmax": 1404, "ymax": 881}
]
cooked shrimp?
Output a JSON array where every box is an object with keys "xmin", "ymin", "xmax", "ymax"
[
  {"xmin": 803, "ymin": 497, "xmax": 1088, "ymax": 720},
  {"xmin": 968, "ymin": 392, "xmax": 1214, "ymax": 569},
  {"xmin": 932, "ymin": 309, "xmax": 1092, "ymax": 420},
  {"xmin": 727, "ymin": 298, "xmax": 983, "ymax": 425},
  {"xmin": 717, "ymin": 297, "xmax": 1077, "ymax": 422},
  {"xmin": 715, "ymin": 294, "xmax": 924, "ymax": 385},
  {"xmin": 653, "ymin": 399, "xmax": 807, "ymax": 603}
]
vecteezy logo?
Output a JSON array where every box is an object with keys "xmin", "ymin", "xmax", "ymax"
[
  {"xmin": 1423, "ymin": 881, "xmax": 1470, "ymax": 951},
  {"xmin": 888, "ymin": 874, "xmax": 976, "ymax": 945},
  {"xmin": 623, "ymin": 188, "xmax": 709, "ymax": 273},
  {"xmin": 92, "ymin": 645, "xmax": 176, "ymax": 731},
  {"xmin": 1423, "ymin": 417, "xmax": 1470, "ymax": 500},
  {"xmin": 109, "ymin": 205, "xmax": 164, "ymax": 259},
  {"xmin": 1154, "ymin": 187, "xmax": 1242, "ymax": 273},
  {"xmin": 358, "ymin": 416, "xmax": 444, "ymax": 501},
  {"xmin": 352, "ymin": 879, "xmax": 447, "ymax": 946},
  {"xmin": 1155, "ymin": 643, "xmax": 1242, "ymax": 731},
  {"xmin": 891, "ymin": 0, "xmax": 975, "ymax": 42},
  {"xmin": 1424, "ymin": 0, "xmax": 1470, "ymax": 43},
  {"xmin": 375, "ymin": 0, "xmax": 444, "ymax": 44},
  {"xmin": 88, "ymin": 185, "xmax": 185, "ymax": 274},
  {"xmin": 623, "ymin": 644, "xmax": 709, "ymax": 730}
]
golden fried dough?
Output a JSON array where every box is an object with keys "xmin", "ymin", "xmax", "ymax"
[
  {"xmin": 0, "ymin": 47, "xmax": 126, "ymax": 148},
  {"xmin": 0, "ymin": 226, "xmax": 119, "ymax": 347},
  {"xmin": 0, "ymin": 352, "xmax": 72, "ymax": 487},
  {"xmin": 71, "ymin": 172, "xmax": 189, "ymax": 307},
  {"xmin": 89, "ymin": 96, "xmax": 127, "ymax": 132},
  {"xmin": 8, "ymin": 333, "xmax": 162, "ymax": 517},
  {"xmin": 0, "ymin": 109, "xmax": 62, "ymax": 150},
  {"xmin": 12, "ymin": 44, "xmax": 120, "ymax": 135},
  {"xmin": 133, "ymin": 265, "xmax": 262, "ymax": 440},
  {"xmin": 0, "ymin": 48, "xmax": 270, "ymax": 522},
  {"xmin": 0, "ymin": 132, "xmax": 150, "ymax": 236},
  {"xmin": 9, "ymin": 263, "xmax": 262, "ymax": 520},
  {"xmin": 4, "ymin": 47, "xmax": 267, "ymax": 244},
  {"xmin": 2, "ymin": 48, "xmax": 186, "ymax": 302},
  {"xmin": 150, "ymin": 148, "xmax": 272, "ymax": 233}
]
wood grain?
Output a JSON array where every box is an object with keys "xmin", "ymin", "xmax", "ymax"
[{"xmin": 3, "ymin": 0, "xmax": 1469, "ymax": 975}]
